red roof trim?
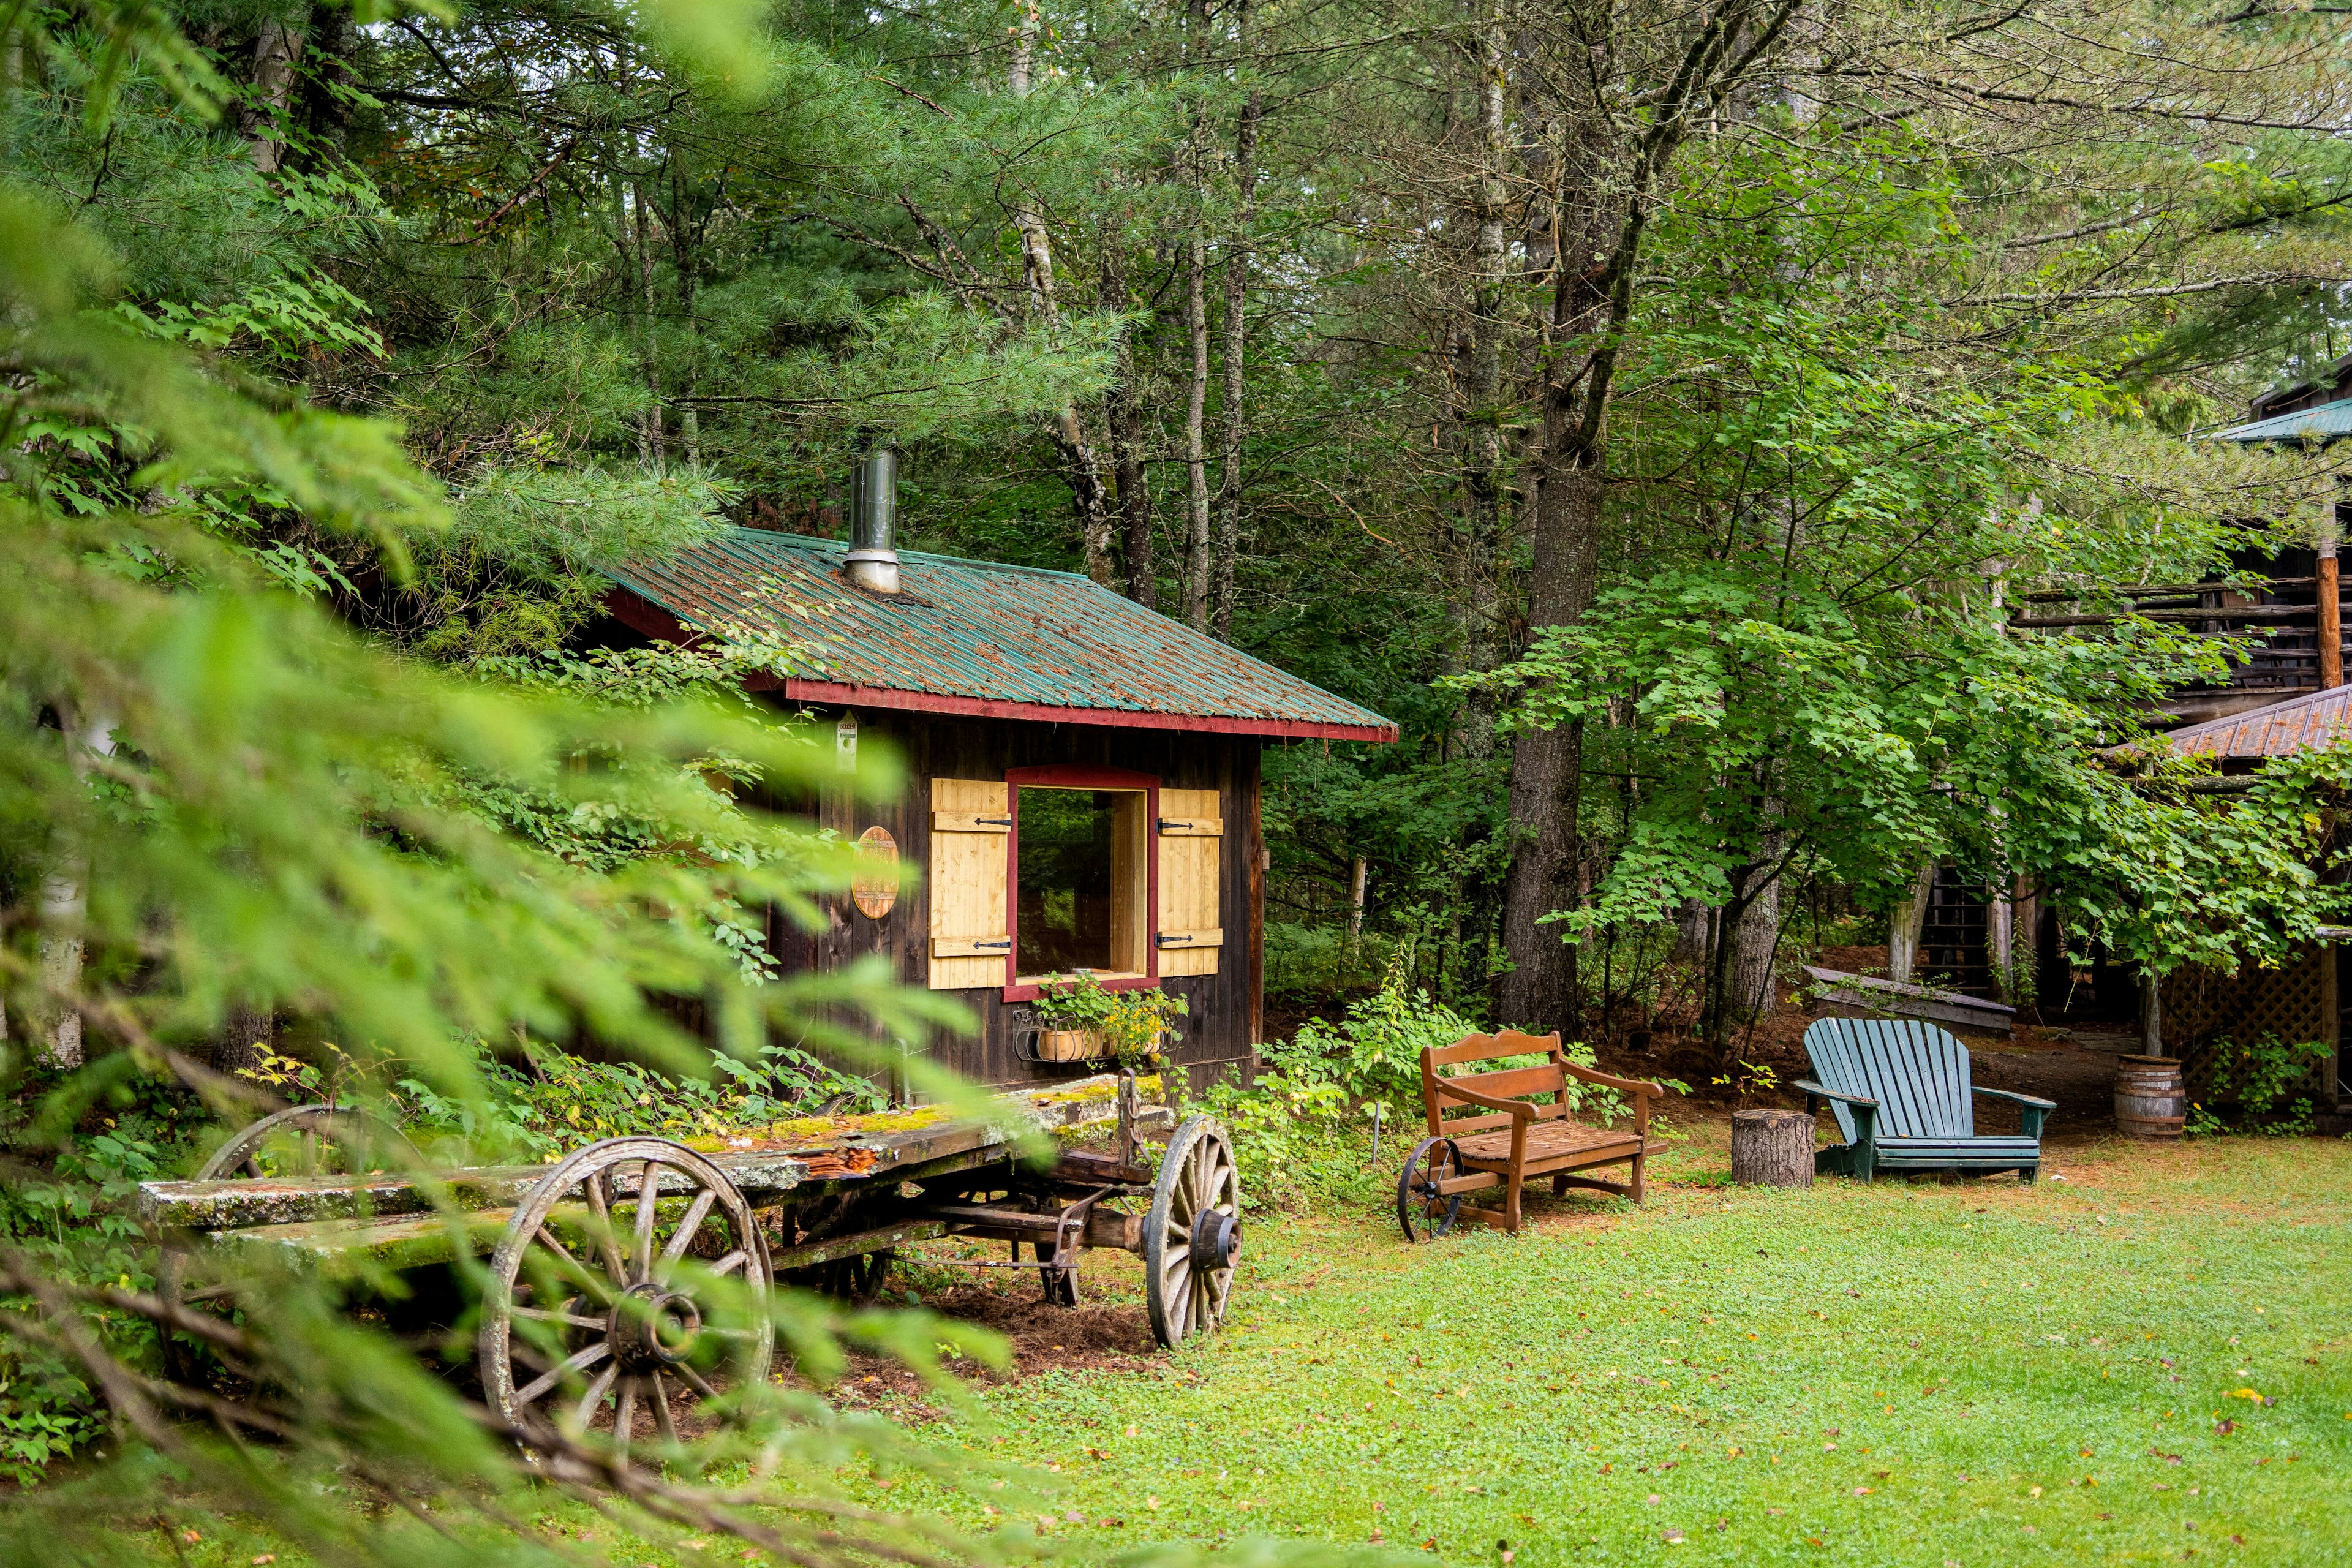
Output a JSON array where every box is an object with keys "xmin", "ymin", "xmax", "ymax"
[{"xmin": 778, "ymin": 678, "xmax": 1398, "ymax": 741}]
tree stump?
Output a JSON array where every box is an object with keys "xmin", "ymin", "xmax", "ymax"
[{"xmin": 1731, "ymin": 1109, "xmax": 1815, "ymax": 1188}]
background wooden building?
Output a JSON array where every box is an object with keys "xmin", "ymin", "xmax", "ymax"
[{"xmin": 599, "ymin": 524, "xmax": 1396, "ymax": 1091}]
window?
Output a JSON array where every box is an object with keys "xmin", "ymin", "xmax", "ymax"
[
  {"xmin": 924, "ymin": 768, "xmax": 1222, "ymax": 994},
  {"xmin": 1015, "ymin": 786, "xmax": 1148, "ymax": 980}
]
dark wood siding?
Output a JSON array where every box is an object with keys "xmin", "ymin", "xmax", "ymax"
[{"xmin": 769, "ymin": 705, "xmax": 1263, "ymax": 1093}]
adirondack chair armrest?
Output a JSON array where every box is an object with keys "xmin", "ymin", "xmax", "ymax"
[
  {"xmin": 1433, "ymin": 1080, "xmax": 1537, "ymax": 1120},
  {"xmin": 1560, "ymin": 1061, "xmax": 1665, "ymax": 1098},
  {"xmin": 1973, "ymin": 1084, "xmax": 2056, "ymax": 1140},
  {"xmin": 1972, "ymin": 1086, "xmax": 2057, "ymax": 1110},
  {"xmin": 1795, "ymin": 1079, "xmax": 1878, "ymax": 1177}
]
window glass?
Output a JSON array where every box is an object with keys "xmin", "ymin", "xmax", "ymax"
[{"xmin": 1016, "ymin": 788, "xmax": 1120, "ymax": 975}]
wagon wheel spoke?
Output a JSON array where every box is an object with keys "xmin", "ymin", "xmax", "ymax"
[
  {"xmin": 512, "ymin": 1304, "xmax": 608, "ymax": 1331},
  {"xmin": 658, "ymin": 1189, "xmax": 718, "ymax": 1270},
  {"xmin": 531, "ymin": 1225, "xmax": 618, "ymax": 1303},
  {"xmin": 612, "ymin": 1378, "xmax": 639, "ymax": 1458},
  {"xmin": 514, "ymin": 1341, "xmax": 611, "ymax": 1409},
  {"xmin": 651, "ymin": 1372, "xmax": 681, "ymax": 1447},
  {"xmin": 570, "ymin": 1362, "xmax": 620, "ymax": 1434},
  {"xmin": 671, "ymin": 1362, "xmax": 722, "ymax": 1403},
  {"xmin": 630, "ymin": 1159, "xmax": 660, "ymax": 1283},
  {"xmin": 709, "ymin": 1247, "xmax": 749, "ymax": 1278},
  {"xmin": 583, "ymin": 1169, "xmax": 635, "ymax": 1285}
]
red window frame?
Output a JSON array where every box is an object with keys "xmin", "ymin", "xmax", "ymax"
[{"xmin": 1001, "ymin": 763, "xmax": 1160, "ymax": 1001}]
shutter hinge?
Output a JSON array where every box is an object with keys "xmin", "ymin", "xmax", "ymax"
[
  {"xmin": 1156, "ymin": 819, "xmax": 1191, "ymax": 833},
  {"xmin": 976, "ymin": 816, "xmax": 1012, "ymax": 827}
]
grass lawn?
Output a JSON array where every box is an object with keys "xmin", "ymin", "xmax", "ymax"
[{"xmin": 898, "ymin": 1124, "xmax": 2352, "ymax": 1566}]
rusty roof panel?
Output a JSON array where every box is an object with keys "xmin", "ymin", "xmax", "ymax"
[
  {"xmin": 606, "ymin": 530, "xmax": 1398, "ymax": 739},
  {"xmin": 2158, "ymin": 684, "xmax": 2352, "ymax": 761}
]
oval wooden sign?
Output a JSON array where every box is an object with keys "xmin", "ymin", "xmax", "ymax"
[{"xmin": 851, "ymin": 826, "xmax": 899, "ymax": 919}]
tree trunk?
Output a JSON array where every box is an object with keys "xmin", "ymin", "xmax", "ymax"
[
  {"xmin": 1728, "ymin": 856, "xmax": 1782, "ymax": 1023},
  {"xmin": 670, "ymin": 165, "xmax": 701, "ymax": 467},
  {"xmin": 244, "ymin": 17, "xmax": 304, "ymax": 175},
  {"xmin": 36, "ymin": 705, "xmax": 115, "ymax": 1068},
  {"xmin": 1730, "ymin": 1109, "xmax": 1813, "ymax": 1186},
  {"xmin": 1011, "ymin": 2, "xmax": 1117, "ymax": 586},
  {"xmin": 632, "ymin": 178, "xmax": 665, "ymax": 466},
  {"xmin": 1460, "ymin": 0, "xmax": 1508, "ymax": 685},
  {"xmin": 1181, "ymin": 230, "xmax": 1211, "ymax": 631},
  {"xmin": 1100, "ymin": 241, "xmax": 1154, "ymax": 607},
  {"xmin": 214, "ymin": 1000, "xmax": 276, "ymax": 1080},
  {"xmin": 1887, "ymin": 859, "xmax": 1936, "ymax": 982},
  {"xmin": 1210, "ymin": 72, "xmax": 1259, "ymax": 643}
]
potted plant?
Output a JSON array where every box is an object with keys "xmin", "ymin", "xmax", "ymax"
[{"xmin": 1032, "ymin": 973, "xmax": 1187, "ymax": 1067}]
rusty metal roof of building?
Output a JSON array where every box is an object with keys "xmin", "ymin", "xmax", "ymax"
[
  {"xmin": 2155, "ymin": 684, "xmax": 2352, "ymax": 761},
  {"xmin": 603, "ymin": 528, "xmax": 1399, "ymax": 741}
]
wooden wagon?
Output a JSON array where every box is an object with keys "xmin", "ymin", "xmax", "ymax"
[{"xmin": 137, "ymin": 1075, "xmax": 1240, "ymax": 1448}]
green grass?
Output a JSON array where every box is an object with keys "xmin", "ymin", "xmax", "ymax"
[{"xmin": 911, "ymin": 1128, "xmax": 2352, "ymax": 1565}]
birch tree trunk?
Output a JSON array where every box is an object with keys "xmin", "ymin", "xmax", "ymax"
[{"xmin": 36, "ymin": 705, "xmax": 115, "ymax": 1067}]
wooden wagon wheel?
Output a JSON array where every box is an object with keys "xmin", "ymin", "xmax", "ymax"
[
  {"xmin": 1396, "ymin": 1136, "xmax": 1463, "ymax": 1243},
  {"xmin": 1141, "ymin": 1116, "xmax": 1241, "ymax": 1348},
  {"xmin": 157, "ymin": 1104, "xmax": 420, "ymax": 1380},
  {"xmin": 480, "ymin": 1137, "xmax": 774, "ymax": 1461}
]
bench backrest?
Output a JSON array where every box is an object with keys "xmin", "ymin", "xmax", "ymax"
[
  {"xmin": 1420, "ymin": 1031, "xmax": 1572, "ymax": 1138},
  {"xmin": 1802, "ymin": 1017, "xmax": 1977, "ymax": 1141}
]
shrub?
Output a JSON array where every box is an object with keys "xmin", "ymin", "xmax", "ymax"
[{"xmin": 2185, "ymin": 1033, "xmax": 2329, "ymax": 1137}]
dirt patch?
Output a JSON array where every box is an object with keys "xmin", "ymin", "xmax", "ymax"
[{"xmin": 825, "ymin": 1284, "xmax": 1162, "ymax": 1412}]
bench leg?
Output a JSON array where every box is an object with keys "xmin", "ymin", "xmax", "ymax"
[
  {"xmin": 1503, "ymin": 1171, "xmax": 1525, "ymax": 1234},
  {"xmin": 1629, "ymin": 1149, "xmax": 1646, "ymax": 1205},
  {"xmin": 1551, "ymin": 1172, "xmax": 1569, "ymax": 1196}
]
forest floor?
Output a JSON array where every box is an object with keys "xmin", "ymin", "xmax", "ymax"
[{"xmin": 862, "ymin": 1123, "xmax": 2352, "ymax": 1567}]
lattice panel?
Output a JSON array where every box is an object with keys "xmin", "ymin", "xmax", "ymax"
[{"xmin": 2160, "ymin": 944, "xmax": 2332, "ymax": 1102}]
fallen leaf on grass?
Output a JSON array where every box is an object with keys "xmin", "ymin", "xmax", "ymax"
[{"xmin": 1660, "ymin": 1529, "xmax": 1685, "ymax": 1545}]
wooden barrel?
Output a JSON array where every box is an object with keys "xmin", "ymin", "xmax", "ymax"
[{"xmin": 2115, "ymin": 1054, "xmax": 2186, "ymax": 1139}]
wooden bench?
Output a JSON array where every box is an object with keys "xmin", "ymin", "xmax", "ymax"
[
  {"xmin": 1395, "ymin": 1030, "xmax": 1663, "ymax": 1238},
  {"xmin": 1800, "ymin": 1017, "xmax": 2055, "ymax": 1183}
]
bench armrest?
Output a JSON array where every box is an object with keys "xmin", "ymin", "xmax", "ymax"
[
  {"xmin": 1433, "ymin": 1080, "xmax": 1536, "ymax": 1120},
  {"xmin": 1561, "ymin": 1060, "xmax": 1665, "ymax": 1098},
  {"xmin": 1792, "ymin": 1080, "xmax": 1877, "ymax": 1109},
  {"xmin": 1972, "ymin": 1085, "xmax": 2057, "ymax": 1111}
]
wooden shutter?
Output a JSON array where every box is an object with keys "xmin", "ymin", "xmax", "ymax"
[
  {"xmin": 1155, "ymin": 788, "xmax": 1223, "ymax": 976},
  {"xmin": 928, "ymin": 778, "xmax": 1011, "ymax": 989}
]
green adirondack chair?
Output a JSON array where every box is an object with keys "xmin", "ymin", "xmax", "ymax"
[{"xmin": 1798, "ymin": 1017, "xmax": 2056, "ymax": 1182}]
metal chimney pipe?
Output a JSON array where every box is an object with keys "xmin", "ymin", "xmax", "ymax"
[{"xmin": 845, "ymin": 446, "xmax": 901, "ymax": 594}]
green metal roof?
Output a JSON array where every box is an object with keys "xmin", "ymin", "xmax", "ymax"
[
  {"xmin": 603, "ymin": 529, "xmax": 1398, "ymax": 741},
  {"xmin": 2211, "ymin": 398, "xmax": 2352, "ymax": 445}
]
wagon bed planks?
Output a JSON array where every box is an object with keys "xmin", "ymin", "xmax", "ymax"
[{"xmin": 140, "ymin": 1074, "xmax": 1155, "ymax": 1246}]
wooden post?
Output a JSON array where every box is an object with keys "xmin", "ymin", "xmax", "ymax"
[
  {"xmin": 2140, "ymin": 968, "xmax": 2164, "ymax": 1058},
  {"xmin": 1731, "ymin": 1109, "xmax": 1814, "ymax": 1187},
  {"xmin": 2320, "ymin": 527, "xmax": 2342, "ymax": 690},
  {"xmin": 2322, "ymin": 938, "xmax": 2340, "ymax": 1113}
]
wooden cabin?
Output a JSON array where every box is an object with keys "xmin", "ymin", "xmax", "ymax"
[{"xmin": 597, "ymin": 499, "xmax": 1396, "ymax": 1093}]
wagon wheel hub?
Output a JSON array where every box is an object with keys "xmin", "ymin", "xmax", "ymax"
[
  {"xmin": 609, "ymin": 1281, "xmax": 703, "ymax": 1371},
  {"xmin": 1190, "ymin": 1205, "xmax": 1241, "ymax": 1272}
]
